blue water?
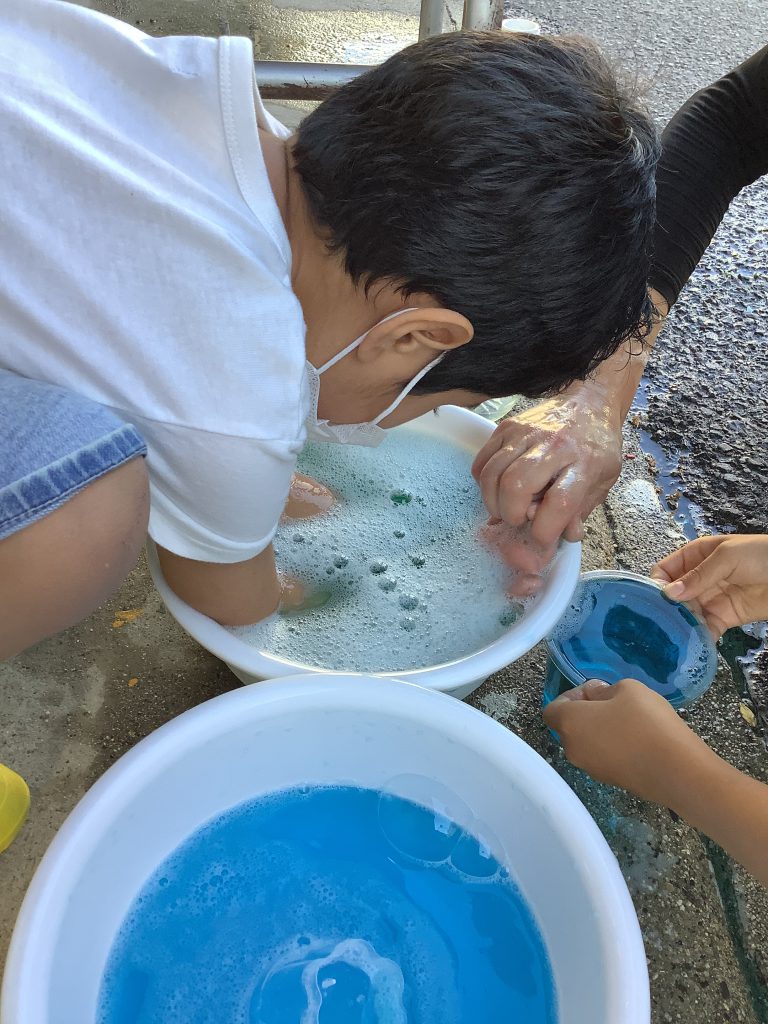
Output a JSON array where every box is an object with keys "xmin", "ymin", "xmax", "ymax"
[
  {"xmin": 546, "ymin": 576, "xmax": 717, "ymax": 708},
  {"xmin": 98, "ymin": 786, "xmax": 557, "ymax": 1024}
]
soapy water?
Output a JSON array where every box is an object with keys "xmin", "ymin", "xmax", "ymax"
[
  {"xmin": 98, "ymin": 785, "xmax": 557, "ymax": 1024},
  {"xmin": 231, "ymin": 431, "xmax": 530, "ymax": 672},
  {"xmin": 547, "ymin": 576, "xmax": 717, "ymax": 708}
]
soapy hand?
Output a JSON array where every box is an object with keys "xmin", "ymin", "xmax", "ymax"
[
  {"xmin": 543, "ymin": 678, "xmax": 710, "ymax": 806},
  {"xmin": 471, "ymin": 391, "xmax": 623, "ymax": 547},
  {"xmin": 282, "ymin": 474, "xmax": 337, "ymax": 521},
  {"xmin": 278, "ymin": 575, "xmax": 306, "ymax": 611},
  {"xmin": 478, "ymin": 519, "xmax": 557, "ymax": 597},
  {"xmin": 651, "ymin": 534, "xmax": 768, "ymax": 638}
]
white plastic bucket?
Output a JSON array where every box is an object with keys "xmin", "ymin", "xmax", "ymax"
[
  {"xmin": 147, "ymin": 407, "xmax": 582, "ymax": 699},
  {"xmin": 1, "ymin": 675, "xmax": 650, "ymax": 1024}
]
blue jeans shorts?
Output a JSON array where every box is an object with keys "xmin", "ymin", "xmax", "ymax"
[{"xmin": 0, "ymin": 371, "xmax": 147, "ymax": 541}]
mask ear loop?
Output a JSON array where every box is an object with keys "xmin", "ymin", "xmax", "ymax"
[
  {"xmin": 313, "ymin": 308, "xmax": 422, "ymax": 376},
  {"xmin": 371, "ymin": 352, "xmax": 446, "ymax": 425}
]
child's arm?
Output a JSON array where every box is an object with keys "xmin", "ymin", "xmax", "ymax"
[
  {"xmin": 473, "ymin": 44, "xmax": 768, "ymax": 549},
  {"xmin": 651, "ymin": 534, "xmax": 768, "ymax": 637},
  {"xmin": 544, "ymin": 679, "xmax": 768, "ymax": 886},
  {"xmin": 157, "ymin": 543, "xmax": 298, "ymax": 626}
]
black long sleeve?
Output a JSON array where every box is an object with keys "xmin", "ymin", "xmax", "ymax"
[{"xmin": 649, "ymin": 44, "xmax": 768, "ymax": 309}]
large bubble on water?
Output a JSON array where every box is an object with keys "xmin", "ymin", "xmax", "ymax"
[
  {"xmin": 377, "ymin": 775, "xmax": 471, "ymax": 865},
  {"xmin": 377, "ymin": 774, "xmax": 505, "ymax": 884}
]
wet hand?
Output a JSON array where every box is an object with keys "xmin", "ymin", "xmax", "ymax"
[
  {"xmin": 471, "ymin": 391, "xmax": 623, "ymax": 547},
  {"xmin": 543, "ymin": 678, "xmax": 710, "ymax": 806},
  {"xmin": 651, "ymin": 534, "xmax": 768, "ymax": 638},
  {"xmin": 278, "ymin": 575, "xmax": 306, "ymax": 611},
  {"xmin": 478, "ymin": 519, "xmax": 557, "ymax": 596},
  {"xmin": 282, "ymin": 474, "xmax": 336, "ymax": 521}
]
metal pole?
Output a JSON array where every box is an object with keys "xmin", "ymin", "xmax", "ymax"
[
  {"xmin": 255, "ymin": 60, "xmax": 368, "ymax": 101},
  {"xmin": 419, "ymin": 0, "xmax": 445, "ymax": 39},
  {"xmin": 461, "ymin": 0, "xmax": 503, "ymax": 30}
]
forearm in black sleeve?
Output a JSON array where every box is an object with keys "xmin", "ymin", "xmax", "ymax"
[{"xmin": 650, "ymin": 44, "xmax": 768, "ymax": 309}]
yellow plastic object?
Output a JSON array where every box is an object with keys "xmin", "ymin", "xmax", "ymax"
[{"xmin": 0, "ymin": 764, "xmax": 30, "ymax": 853}]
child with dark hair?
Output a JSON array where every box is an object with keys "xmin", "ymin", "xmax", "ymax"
[{"xmin": 0, "ymin": 0, "xmax": 659, "ymax": 656}]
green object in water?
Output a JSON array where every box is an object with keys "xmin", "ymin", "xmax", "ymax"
[{"xmin": 390, "ymin": 489, "xmax": 412, "ymax": 505}]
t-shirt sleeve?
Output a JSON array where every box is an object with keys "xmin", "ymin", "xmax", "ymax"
[
  {"xmin": 141, "ymin": 421, "xmax": 300, "ymax": 563},
  {"xmin": 650, "ymin": 43, "xmax": 768, "ymax": 309}
]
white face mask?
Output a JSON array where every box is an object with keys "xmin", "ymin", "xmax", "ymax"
[{"xmin": 305, "ymin": 308, "xmax": 445, "ymax": 446}]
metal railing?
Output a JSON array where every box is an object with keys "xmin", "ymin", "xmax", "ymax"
[{"xmin": 257, "ymin": 0, "xmax": 503, "ymax": 100}]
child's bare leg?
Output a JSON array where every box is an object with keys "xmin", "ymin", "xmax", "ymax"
[{"xmin": 0, "ymin": 457, "xmax": 149, "ymax": 660}]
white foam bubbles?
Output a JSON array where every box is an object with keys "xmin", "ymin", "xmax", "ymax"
[{"xmin": 231, "ymin": 431, "xmax": 530, "ymax": 672}]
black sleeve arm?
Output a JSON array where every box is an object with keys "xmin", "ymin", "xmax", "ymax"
[{"xmin": 649, "ymin": 43, "xmax": 768, "ymax": 310}]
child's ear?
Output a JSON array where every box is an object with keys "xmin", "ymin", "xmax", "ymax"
[{"xmin": 360, "ymin": 307, "xmax": 474, "ymax": 362}]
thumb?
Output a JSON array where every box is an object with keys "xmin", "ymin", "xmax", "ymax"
[
  {"xmin": 563, "ymin": 516, "xmax": 585, "ymax": 543},
  {"xmin": 581, "ymin": 678, "xmax": 614, "ymax": 701},
  {"xmin": 543, "ymin": 679, "xmax": 610, "ymax": 729},
  {"xmin": 663, "ymin": 546, "xmax": 728, "ymax": 602}
]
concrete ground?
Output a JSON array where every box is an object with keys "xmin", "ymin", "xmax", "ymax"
[{"xmin": 2, "ymin": 1, "xmax": 767, "ymax": 1022}]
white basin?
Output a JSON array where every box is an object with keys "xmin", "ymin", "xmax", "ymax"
[
  {"xmin": 148, "ymin": 407, "xmax": 581, "ymax": 699},
  {"xmin": 1, "ymin": 674, "xmax": 650, "ymax": 1024}
]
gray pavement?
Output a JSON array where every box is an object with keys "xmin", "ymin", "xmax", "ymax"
[{"xmin": 2, "ymin": 1, "xmax": 768, "ymax": 1022}]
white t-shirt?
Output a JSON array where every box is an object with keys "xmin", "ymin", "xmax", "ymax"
[{"xmin": 0, "ymin": 0, "xmax": 309, "ymax": 562}]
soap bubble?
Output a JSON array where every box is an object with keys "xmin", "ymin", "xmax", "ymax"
[
  {"xmin": 449, "ymin": 826, "xmax": 503, "ymax": 882},
  {"xmin": 229, "ymin": 431, "xmax": 538, "ymax": 672},
  {"xmin": 378, "ymin": 775, "xmax": 469, "ymax": 865}
]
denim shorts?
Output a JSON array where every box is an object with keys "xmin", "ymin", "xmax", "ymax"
[{"xmin": 0, "ymin": 370, "xmax": 147, "ymax": 541}]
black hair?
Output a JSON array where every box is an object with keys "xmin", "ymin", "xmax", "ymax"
[{"xmin": 293, "ymin": 31, "xmax": 660, "ymax": 398}]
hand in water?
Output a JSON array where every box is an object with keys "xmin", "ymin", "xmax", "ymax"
[
  {"xmin": 651, "ymin": 534, "xmax": 768, "ymax": 638},
  {"xmin": 279, "ymin": 575, "xmax": 306, "ymax": 611},
  {"xmin": 278, "ymin": 575, "xmax": 334, "ymax": 615},
  {"xmin": 471, "ymin": 391, "xmax": 623, "ymax": 546},
  {"xmin": 543, "ymin": 678, "xmax": 707, "ymax": 806},
  {"xmin": 478, "ymin": 519, "xmax": 557, "ymax": 597},
  {"xmin": 282, "ymin": 474, "xmax": 336, "ymax": 521}
]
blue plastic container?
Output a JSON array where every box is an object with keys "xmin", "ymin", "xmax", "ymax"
[{"xmin": 544, "ymin": 570, "xmax": 718, "ymax": 710}]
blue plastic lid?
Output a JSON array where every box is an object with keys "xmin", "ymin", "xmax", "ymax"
[{"xmin": 547, "ymin": 570, "xmax": 718, "ymax": 709}]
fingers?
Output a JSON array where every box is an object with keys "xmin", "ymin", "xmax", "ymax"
[
  {"xmin": 471, "ymin": 422, "xmax": 530, "ymax": 481},
  {"xmin": 491, "ymin": 528, "xmax": 557, "ymax": 576},
  {"xmin": 663, "ymin": 542, "xmax": 736, "ymax": 602},
  {"xmin": 476, "ymin": 437, "xmax": 539, "ymax": 521},
  {"xmin": 507, "ymin": 573, "xmax": 544, "ymax": 598},
  {"xmin": 528, "ymin": 466, "xmax": 591, "ymax": 547},
  {"xmin": 549, "ymin": 678, "xmax": 611, "ymax": 706},
  {"xmin": 471, "ymin": 425, "xmax": 506, "ymax": 480},
  {"xmin": 562, "ymin": 517, "xmax": 585, "ymax": 543},
  {"xmin": 651, "ymin": 536, "xmax": 728, "ymax": 587},
  {"xmin": 582, "ymin": 678, "xmax": 615, "ymax": 701}
]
